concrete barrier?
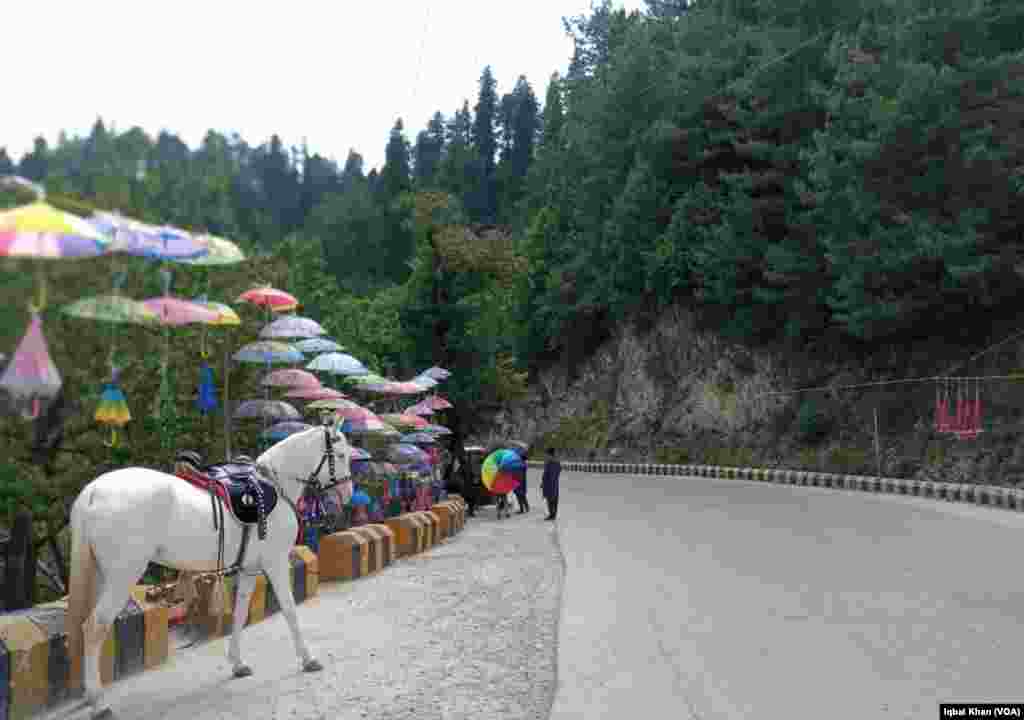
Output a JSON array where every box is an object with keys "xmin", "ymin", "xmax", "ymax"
[
  {"xmin": 349, "ymin": 525, "xmax": 394, "ymax": 574},
  {"xmin": 382, "ymin": 514, "xmax": 428, "ymax": 558},
  {"xmin": 320, "ymin": 530, "xmax": 369, "ymax": 582},
  {"xmin": 0, "ymin": 586, "xmax": 169, "ymax": 720},
  {"xmin": 414, "ymin": 511, "xmax": 441, "ymax": 549}
]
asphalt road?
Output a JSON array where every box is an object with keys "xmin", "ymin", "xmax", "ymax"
[{"xmin": 547, "ymin": 470, "xmax": 1024, "ymax": 719}]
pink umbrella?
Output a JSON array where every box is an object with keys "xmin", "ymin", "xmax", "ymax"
[
  {"xmin": 237, "ymin": 286, "xmax": 298, "ymax": 311},
  {"xmin": 143, "ymin": 296, "xmax": 220, "ymax": 325},
  {"xmin": 284, "ymin": 387, "xmax": 348, "ymax": 401},
  {"xmin": 261, "ymin": 368, "xmax": 321, "ymax": 388},
  {"xmin": 143, "ymin": 270, "xmax": 219, "ymax": 326},
  {"xmin": 0, "ymin": 313, "xmax": 61, "ymax": 419}
]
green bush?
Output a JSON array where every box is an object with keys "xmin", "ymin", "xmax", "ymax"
[
  {"xmin": 825, "ymin": 447, "xmax": 871, "ymax": 474},
  {"xmin": 796, "ymin": 400, "xmax": 832, "ymax": 443},
  {"xmin": 655, "ymin": 447, "xmax": 691, "ymax": 464}
]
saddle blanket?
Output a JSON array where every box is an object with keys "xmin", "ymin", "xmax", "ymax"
[{"xmin": 176, "ymin": 463, "xmax": 279, "ymax": 526}]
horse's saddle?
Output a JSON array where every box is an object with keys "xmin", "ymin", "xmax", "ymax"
[{"xmin": 177, "ymin": 461, "xmax": 279, "ymax": 526}]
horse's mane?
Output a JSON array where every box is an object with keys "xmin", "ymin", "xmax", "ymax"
[{"xmin": 257, "ymin": 423, "xmax": 350, "ymax": 485}]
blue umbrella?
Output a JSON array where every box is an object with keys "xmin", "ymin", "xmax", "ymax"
[
  {"xmin": 306, "ymin": 352, "xmax": 369, "ymax": 376},
  {"xmin": 233, "ymin": 341, "xmax": 303, "ymax": 365},
  {"xmin": 399, "ymin": 432, "xmax": 437, "ymax": 445},
  {"xmin": 261, "ymin": 420, "xmax": 312, "ymax": 441}
]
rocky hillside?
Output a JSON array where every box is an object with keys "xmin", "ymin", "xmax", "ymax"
[{"xmin": 483, "ymin": 303, "xmax": 1024, "ymax": 486}]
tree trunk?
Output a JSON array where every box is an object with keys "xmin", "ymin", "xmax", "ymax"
[{"xmin": 4, "ymin": 511, "xmax": 36, "ymax": 610}]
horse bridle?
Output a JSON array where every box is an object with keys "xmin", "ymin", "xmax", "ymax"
[{"xmin": 296, "ymin": 425, "xmax": 345, "ymax": 528}]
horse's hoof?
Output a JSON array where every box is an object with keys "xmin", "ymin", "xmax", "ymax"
[
  {"xmin": 233, "ymin": 664, "xmax": 253, "ymax": 678},
  {"xmin": 92, "ymin": 706, "xmax": 115, "ymax": 720},
  {"xmin": 303, "ymin": 658, "xmax": 323, "ymax": 673}
]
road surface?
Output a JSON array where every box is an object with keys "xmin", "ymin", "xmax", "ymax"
[{"xmin": 548, "ymin": 469, "xmax": 1024, "ymax": 719}]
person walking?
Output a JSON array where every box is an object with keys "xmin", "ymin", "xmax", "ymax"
[
  {"xmin": 541, "ymin": 447, "xmax": 561, "ymax": 521},
  {"xmin": 514, "ymin": 451, "xmax": 530, "ymax": 513}
]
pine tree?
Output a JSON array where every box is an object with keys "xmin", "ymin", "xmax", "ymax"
[
  {"xmin": 0, "ymin": 148, "xmax": 15, "ymax": 176},
  {"xmin": 472, "ymin": 66, "xmax": 499, "ymax": 222},
  {"xmin": 18, "ymin": 137, "xmax": 49, "ymax": 182},
  {"xmin": 380, "ymin": 118, "xmax": 412, "ymax": 202}
]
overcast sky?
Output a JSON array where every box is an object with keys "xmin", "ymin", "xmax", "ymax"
[{"xmin": 3, "ymin": 0, "xmax": 644, "ymax": 172}]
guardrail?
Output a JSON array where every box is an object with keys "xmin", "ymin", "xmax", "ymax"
[{"xmin": 525, "ymin": 461, "xmax": 1023, "ymax": 512}]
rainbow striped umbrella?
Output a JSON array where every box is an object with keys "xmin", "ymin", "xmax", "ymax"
[
  {"xmin": 481, "ymin": 449, "xmax": 524, "ymax": 494},
  {"xmin": 0, "ymin": 202, "xmax": 109, "ymax": 258}
]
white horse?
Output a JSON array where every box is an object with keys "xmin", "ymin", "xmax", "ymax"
[{"xmin": 66, "ymin": 423, "xmax": 352, "ymax": 719}]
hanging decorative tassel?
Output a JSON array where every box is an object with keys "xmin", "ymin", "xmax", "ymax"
[
  {"xmin": 196, "ymin": 359, "xmax": 218, "ymax": 415},
  {"xmin": 95, "ymin": 367, "xmax": 131, "ymax": 447}
]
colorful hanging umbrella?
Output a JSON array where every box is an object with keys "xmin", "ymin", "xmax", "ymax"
[
  {"xmin": 387, "ymin": 443, "xmax": 430, "ymax": 465},
  {"xmin": 143, "ymin": 296, "xmax": 220, "ymax": 326},
  {"xmin": 380, "ymin": 413, "xmax": 429, "ymax": 430},
  {"xmin": 193, "ymin": 297, "xmax": 241, "ymax": 326},
  {"xmin": 0, "ymin": 175, "xmax": 45, "ymax": 199},
  {"xmin": 0, "ymin": 313, "xmax": 62, "ymax": 419},
  {"xmin": 261, "ymin": 368, "xmax": 321, "ymax": 388},
  {"xmin": 410, "ymin": 374, "xmax": 439, "ymax": 389},
  {"xmin": 61, "ymin": 295, "xmax": 159, "ymax": 325},
  {"xmin": 423, "ymin": 395, "xmax": 453, "ymax": 410},
  {"xmin": 284, "ymin": 386, "xmax": 347, "ymax": 401},
  {"xmin": 91, "ymin": 211, "xmax": 208, "ymax": 260},
  {"xmin": 306, "ymin": 352, "xmax": 368, "ymax": 376},
  {"xmin": 481, "ymin": 449, "xmax": 525, "ymax": 494},
  {"xmin": 295, "ymin": 337, "xmax": 345, "ymax": 354},
  {"xmin": 259, "ymin": 315, "xmax": 326, "ymax": 340},
  {"xmin": 143, "ymin": 271, "xmax": 220, "ymax": 326},
  {"xmin": 261, "ymin": 420, "xmax": 313, "ymax": 441},
  {"xmin": 341, "ymin": 416, "xmax": 399, "ymax": 435},
  {"xmin": 306, "ymin": 398, "xmax": 364, "ymax": 412},
  {"xmin": 400, "ymin": 432, "xmax": 438, "ymax": 445},
  {"xmin": 237, "ymin": 286, "xmax": 298, "ymax": 311},
  {"xmin": 233, "ymin": 341, "xmax": 303, "ymax": 365},
  {"xmin": 422, "ymin": 424, "xmax": 453, "ymax": 436},
  {"xmin": 347, "ymin": 372, "xmax": 387, "ymax": 384},
  {"xmin": 234, "ymin": 399, "xmax": 300, "ymax": 421},
  {"xmin": 403, "ymin": 401, "xmax": 434, "ymax": 416},
  {"xmin": 329, "ymin": 400, "xmax": 377, "ymax": 419},
  {"xmin": 0, "ymin": 202, "xmax": 109, "ymax": 258},
  {"xmin": 422, "ymin": 366, "xmax": 451, "ymax": 381},
  {"xmin": 177, "ymin": 234, "xmax": 246, "ymax": 266}
]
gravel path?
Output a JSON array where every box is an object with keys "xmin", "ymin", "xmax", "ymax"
[{"xmin": 94, "ymin": 500, "xmax": 563, "ymax": 720}]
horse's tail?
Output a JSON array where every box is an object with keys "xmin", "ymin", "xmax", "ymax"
[{"xmin": 66, "ymin": 486, "xmax": 97, "ymax": 689}]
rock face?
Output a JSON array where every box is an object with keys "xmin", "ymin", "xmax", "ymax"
[
  {"xmin": 482, "ymin": 304, "xmax": 1024, "ymax": 484},
  {"xmin": 490, "ymin": 305, "xmax": 809, "ymax": 454}
]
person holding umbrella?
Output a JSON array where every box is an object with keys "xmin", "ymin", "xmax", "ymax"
[{"xmin": 542, "ymin": 447, "xmax": 561, "ymax": 521}]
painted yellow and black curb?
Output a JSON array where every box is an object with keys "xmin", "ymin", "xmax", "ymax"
[
  {"xmin": 0, "ymin": 585, "xmax": 168, "ymax": 720},
  {"xmin": 526, "ymin": 461, "xmax": 1024, "ymax": 512}
]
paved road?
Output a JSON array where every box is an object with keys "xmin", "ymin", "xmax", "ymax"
[{"xmin": 547, "ymin": 470, "xmax": 1024, "ymax": 719}]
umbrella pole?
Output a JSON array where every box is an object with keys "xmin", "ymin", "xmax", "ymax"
[{"xmin": 224, "ymin": 338, "xmax": 232, "ymax": 462}]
